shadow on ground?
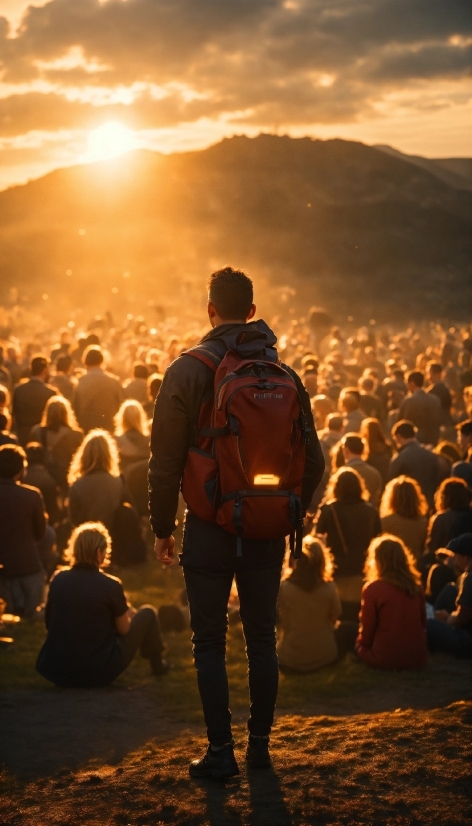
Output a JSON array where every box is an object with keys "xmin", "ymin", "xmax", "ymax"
[
  {"xmin": 1, "ymin": 654, "xmax": 471, "ymax": 781},
  {"xmin": 0, "ymin": 704, "xmax": 471, "ymax": 826}
]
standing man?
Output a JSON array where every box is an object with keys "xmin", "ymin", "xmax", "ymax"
[
  {"xmin": 398, "ymin": 371, "xmax": 441, "ymax": 446},
  {"xmin": 73, "ymin": 346, "xmax": 123, "ymax": 433},
  {"xmin": 12, "ymin": 355, "xmax": 56, "ymax": 446},
  {"xmin": 149, "ymin": 267, "xmax": 324, "ymax": 779}
]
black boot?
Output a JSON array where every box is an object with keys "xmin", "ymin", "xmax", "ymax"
[
  {"xmin": 246, "ymin": 735, "xmax": 271, "ymax": 769},
  {"xmin": 189, "ymin": 743, "xmax": 239, "ymax": 779}
]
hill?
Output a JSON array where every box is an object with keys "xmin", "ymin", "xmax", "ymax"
[
  {"xmin": 375, "ymin": 145, "xmax": 472, "ymax": 191},
  {"xmin": 0, "ymin": 134, "xmax": 470, "ymax": 320}
]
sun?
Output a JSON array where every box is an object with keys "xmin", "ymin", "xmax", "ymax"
[{"xmin": 86, "ymin": 122, "xmax": 138, "ymax": 162}]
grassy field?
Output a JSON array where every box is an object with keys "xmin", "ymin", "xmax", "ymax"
[
  {"xmin": 1, "ymin": 555, "xmax": 471, "ymax": 719},
  {"xmin": 1, "ymin": 556, "xmax": 472, "ymax": 825}
]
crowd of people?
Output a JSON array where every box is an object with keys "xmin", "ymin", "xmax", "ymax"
[{"xmin": 0, "ymin": 304, "xmax": 471, "ymax": 685}]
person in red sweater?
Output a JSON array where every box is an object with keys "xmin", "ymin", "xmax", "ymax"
[{"xmin": 356, "ymin": 535, "xmax": 428, "ymax": 670}]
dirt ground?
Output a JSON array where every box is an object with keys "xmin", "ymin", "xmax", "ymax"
[{"xmin": 1, "ymin": 665, "xmax": 471, "ymax": 826}]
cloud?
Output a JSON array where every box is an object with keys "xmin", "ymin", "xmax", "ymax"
[{"xmin": 0, "ymin": 0, "xmax": 469, "ymax": 173}]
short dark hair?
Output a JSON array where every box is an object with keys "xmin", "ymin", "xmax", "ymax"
[
  {"xmin": 360, "ymin": 377, "xmax": 374, "ymax": 392},
  {"xmin": 148, "ymin": 373, "xmax": 163, "ymax": 400},
  {"xmin": 327, "ymin": 414, "xmax": 343, "ymax": 431},
  {"xmin": 25, "ymin": 442, "xmax": 47, "ymax": 465},
  {"xmin": 133, "ymin": 362, "xmax": 148, "ymax": 380},
  {"xmin": 31, "ymin": 355, "xmax": 49, "ymax": 377},
  {"xmin": 407, "ymin": 371, "xmax": 424, "ymax": 388},
  {"xmin": 56, "ymin": 355, "xmax": 72, "ymax": 373},
  {"xmin": 208, "ymin": 267, "xmax": 253, "ymax": 321},
  {"xmin": 83, "ymin": 346, "xmax": 104, "ymax": 367},
  {"xmin": 458, "ymin": 419, "xmax": 472, "ymax": 438},
  {"xmin": 392, "ymin": 419, "xmax": 417, "ymax": 440},
  {"xmin": 428, "ymin": 362, "xmax": 442, "ymax": 374},
  {"xmin": 343, "ymin": 434, "xmax": 364, "ymax": 455},
  {"xmin": 0, "ymin": 444, "xmax": 26, "ymax": 478}
]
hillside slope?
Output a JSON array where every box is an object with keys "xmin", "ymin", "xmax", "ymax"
[{"xmin": 0, "ymin": 135, "xmax": 470, "ymax": 319}]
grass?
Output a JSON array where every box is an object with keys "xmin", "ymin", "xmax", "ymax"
[{"xmin": 1, "ymin": 555, "xmax": 471, "ymax": 721}]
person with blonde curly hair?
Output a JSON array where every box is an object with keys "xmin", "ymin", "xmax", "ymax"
[
  {"xmin": 380, "ymin": 475, "xmax": 429, "ymax": 560},
  {"xmin": 68, "ymin": 429, "xmax": 130, "ymax": 530},
  {"xmin": 36, "ymin": 522, "xmax": 169, "ymax": 687},
  {"xmin": 30, "ymin": 395, "xmax": 83, "ymax": 489},
  {"xmin": 114, "ymin": 399, "xmax": 150, "ymax": 471},
  {"xmin": 277, "ymin": 536, "xmax": 341, "ymax": 672},
  {"xmin": 356, "ymin": 535, "xmax": 428, "ymax": 670}
]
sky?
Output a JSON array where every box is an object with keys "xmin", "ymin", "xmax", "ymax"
[{"xmin": 0, "ymin": 0, "xmax": 470, "ymax": 190}]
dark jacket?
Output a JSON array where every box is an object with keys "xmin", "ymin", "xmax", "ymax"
[
  {"xmin": 398, "ymin": 389, "xmax": 441, "ymax": 446},
  {"xmin": 12, "ymin": 378, "xmax": 56, "ymax": 446},
  {"xmin": 74, "ymin": 368, "xmax": 123, "ymax": 433},
  {"xmin": 426, "ymin": 508, "xmax": 472, "ymax": 553},
  {"xmin": 0, "ymin": 478, "xmax": 46, "ymax": 577},
  {"xmin": 69, "ymin": 470, "xmax": 128, "ymax": 530},
  {"xmin": 149, "ymin": 320, "xmax": 325, "ymax": 539},
  {"xmin": 388, "ymin": 440, "xmax": 441, "ymax": 508},
  {"xmin": 427, "ymin": 381, "xmax": 453, "ymax": 426},
  {"xmin": 315, "ymin": 499, "xmax": 381, "ymax": 577},
  {"xmin": 24, "ymin": 464, "xmax": 61, "ymax": 525}
]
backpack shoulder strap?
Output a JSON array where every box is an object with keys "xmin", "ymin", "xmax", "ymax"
[{"xmin": 183, "ymin": 341, "xmax": 231, "ymax": 374}]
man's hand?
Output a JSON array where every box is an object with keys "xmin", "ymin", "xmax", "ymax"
[
  {"xmin": 154, "ymin": 536, "xmax": 175, "ymax": 566},
  {"xmin": 434, "ymin": 609, "xmax": 449, "ymax": 623}
]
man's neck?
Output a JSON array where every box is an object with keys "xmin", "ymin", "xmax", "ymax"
[
  {"xmin": 212, "ymin": 319, "xmax": 247, "ymax": 329},
  {"xmin": 399, "ymin": 438, "xmax": 417, "ymax": 448}
]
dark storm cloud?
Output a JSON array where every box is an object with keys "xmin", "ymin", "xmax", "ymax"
[{"xmin": 0, "ymin": 0, "xmax": 469, "ymax": 135}]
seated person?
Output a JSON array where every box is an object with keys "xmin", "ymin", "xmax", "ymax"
[
  {"xmin": 24, "ymin": 442, "xmax": 61, "ymax": 525},
  {"xmin": 277, "ymin": 536, "xmax": 341, "ymax": 672},
  {"xmin": 0, "ymin": 443, "xmax": 46, "ymax": 619},
  {"xmin": 426, "ymin": 533, "xmax": 472, "ymax": 659},
  {"xmin": 36, "ymin": 522, "xmax": 169, "ymax": 687},
  {"xmin": 425, "ymin": 550, "xmax": 457, "ymax": 606},
  {"xmin": 356, "ymin": 535, "xmax": 428, "ymax": 670}
]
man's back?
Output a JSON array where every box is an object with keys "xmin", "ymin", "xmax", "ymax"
[
  {"xmin": 427, "ymin": 381, "xmax": 452, "ymax": 425},
  {"xmin": 0, "ymin": 479, "xmax": 45, "ymax": 578},
  {"xmin": 12, "ymin": 379, "xmax": 56, "ymax": 445},
  {"xmin": 345, "ymin": 457, "xmax": 382, "ymax": 508},
  {"xmin": 359, "ymin": 393, "xmax": 383, "ymax": 421},
  {"xmin": 343, "ymin": 408, "xmax": 366, "ymax": 434},
  {"xmin": 399, "ymin": 390, "xmax": 441, "ymax": 445},
  {"xmin": 388, "ymin": 441, "xmax": 440, "ymax": 506},
  {"xmin": 74, "ymin": 369, "xmax": 123, "ymax": 433},
  {"xmin": 149, "ymin": 320, "xmax": 324, "ymax": 539}
]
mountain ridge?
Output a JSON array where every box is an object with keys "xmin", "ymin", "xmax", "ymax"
[{"xmin": 0, "ymin": 134, "xmax": 470, "ymax": 319}]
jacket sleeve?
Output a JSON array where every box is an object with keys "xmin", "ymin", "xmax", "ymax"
[
  {"xmin": 286, "ymin": 367, "xmax": 325, "ymax": 512},
  {"xmin": 148, "ymin": 360, "xmax": 196, "ymax": 538}
]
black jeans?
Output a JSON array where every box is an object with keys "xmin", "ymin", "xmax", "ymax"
[
  {"xmin": 181, "ymin": 514, "xmax": 285, "ymax": 747},
  {"xmin": 118, "ymin": 605, "xmax": 165, "ymax": 671}
]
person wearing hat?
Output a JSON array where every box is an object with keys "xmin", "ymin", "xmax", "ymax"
[{"xmin": 426, "ymin": 534, "xmax": 472, "ymax": 658}]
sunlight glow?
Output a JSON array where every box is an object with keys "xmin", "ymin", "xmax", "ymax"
[{"xmin": 85, "ymin": 122, "xmax": 138, "ymax": 162}]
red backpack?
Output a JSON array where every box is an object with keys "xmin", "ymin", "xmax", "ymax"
[{"xmin": 181, "ymin": 341, "xmax": 309, "ymax": 556}]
